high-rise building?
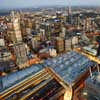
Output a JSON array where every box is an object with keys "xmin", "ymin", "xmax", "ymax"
[
  {"xmin": 40, "ymin": 29, "xmax": 46, "ymax": 41},
  {"xmin": 40, "ymin": 23, "xmax": 52, "ymax": 40},
  {"xmin": 65, "ymin": 38, "xmax": 72, "ymax": 52},
  {"xmin": 0, "ymin": 38, "xmax": 5, "ymax": 47},
  {"xmin": 67, "ymin": 1, "xmax": 72, "ymax": 24},
  {"xmin": 25, "ymin": 19, "xmax": 33, "ymax": 35},
  {"xmin": 8, "ymin": 11, "xmax": 22, "ymax": 44},
  {"xmin": 13, "ymin": 14, "xmax": 22, "ymax": 42},
  {"xmin": 83, "ymin": 17, "xmax": 92, "ymax": 32},
  {"xmin": 55, "ymin": 37, "xmax": 64, "ymax": 53},
  {"xmin": 12, "ymin": 43, "xmax": 28, "ymax": 67},
  {"xmin": 60, "ymin": 26, "xmax": 66, "ymax": 38},
  {"xmin": 31, "ymin": 37, "xmax": 39, "ymax": 49}
]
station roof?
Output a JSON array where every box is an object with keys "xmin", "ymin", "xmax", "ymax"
[
  {"xmin": 0, "ymin": 64, "xmax": 43, "ymax": 92},
  {"xmin": 44, "ymin": 51, "xmax": 96, "ymax": 86},
  {"xmin": 0, "ymin": 51, "xmax": 96, "ymax": 93}
]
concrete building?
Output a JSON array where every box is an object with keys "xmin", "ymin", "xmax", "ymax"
[
  {"xmin": 11, "ymin": 11, "xmax": 22, "ymax": 43},
  {"xmin": 55, "ymin": 37, "xmax": 64, "ymax": 53},
  {"xmin": 12, "ymin": 43, "xmax": 28, "ymax": 67}
]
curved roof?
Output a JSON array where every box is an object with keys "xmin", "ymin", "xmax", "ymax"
[
  {"xmin": 0, "ymin": 51, "xmax": 96, "ymax": 93},
  {"xmin": 0, "ymin": 64, "xmax": 43, "ymax": 92},
  {"xmin": 44, "ymin": 51, "xmax": 96, "ymax": 85}
]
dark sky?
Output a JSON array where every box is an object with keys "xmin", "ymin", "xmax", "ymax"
[{"xmin": 0, "ymin": 0, "xmax": 100, "ymax": 9}]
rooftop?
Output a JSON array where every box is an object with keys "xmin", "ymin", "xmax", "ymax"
[{"xmin": 44, "ymin": 51, "xmax": 96, "ymax": 86}]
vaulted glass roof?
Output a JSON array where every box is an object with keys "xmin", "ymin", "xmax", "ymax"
[
  {"xmin": 44, "ymin": 51, "xmax": 96, "ymax": 85},
  {"xmin": 0, "ymin": 64, "xmax": 43, "ymax": 92}
]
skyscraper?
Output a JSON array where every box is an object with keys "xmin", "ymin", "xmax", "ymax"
[
  {"xmin": 10, "ymin": 11, "xmax": 22, "ymax": 43},
  {"xmin": 67, "ymin": 0, "xmax": 72, "ymax": 24}
]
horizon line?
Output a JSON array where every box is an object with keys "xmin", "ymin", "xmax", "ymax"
[{"xmin": 0, "ymin": 5, "xmax": 100, "ymax": 10}]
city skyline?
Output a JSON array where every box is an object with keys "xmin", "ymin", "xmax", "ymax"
[
  {"xmin": 0, "ymin": 0, "xmax": 100, "ymax": 9},
  {"xmin": 0, "ymin": 1, "xmax": 100, "ymax": 100}
]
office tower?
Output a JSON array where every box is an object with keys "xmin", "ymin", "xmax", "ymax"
[
  {"xmin": 76, "ymin": 15, "xmax": 81, "ymax": 29},
  {"xmin": 55, "ymin": 37, "xmax": 64, "ymax": 53},
  {"xmin": 9, "ymin": 11, "xmax": 22, "ymax": 43},
  {"xmin": 35, "ymin": 20, "xmax": 40, "ymax": 31},
  {"xmin": 12, "ymin": 43, "xmax": 28, "ymax": 67},
  {"xmin": 40, "ymin": 23, "xmax": 52, "ymax": 40},
  {"xmin": 56, "ymin": 11, "xmax": 62, "ymax": 19},
  {"xmin": 0, "ymin": 38, "xmax": 5, "ymax": 47},
  {"xmin": 65, "ymin": 38, "xmax": 72, "ymax": 52},
  {"xmin": 20, "ymin": 19, "xmax": 27, "ymax": 37},
  {"xmin": 40, "ymin": 29, "xmax": 46, "ymax": 41},
  {"xmin": 60, "ymin": 26, "xmax": 66, "ymax": 38},
  {"xmin": 72, "ymin": 36, "xmax": 79, "ymax": 45},
  {"xmin": 84, "ymin": 17, "xmax": 92, "ymax": 32},
  {"xmin": 25, "ymin": 19, "xmax": 33, "ymax": 35},
  {"xmin": 67, "ymin": 0, "xmax": 72, "ymax": 24},
  {"xmin": 31, "ymin": 37, "xmax": 39, "ymax": 49}
]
